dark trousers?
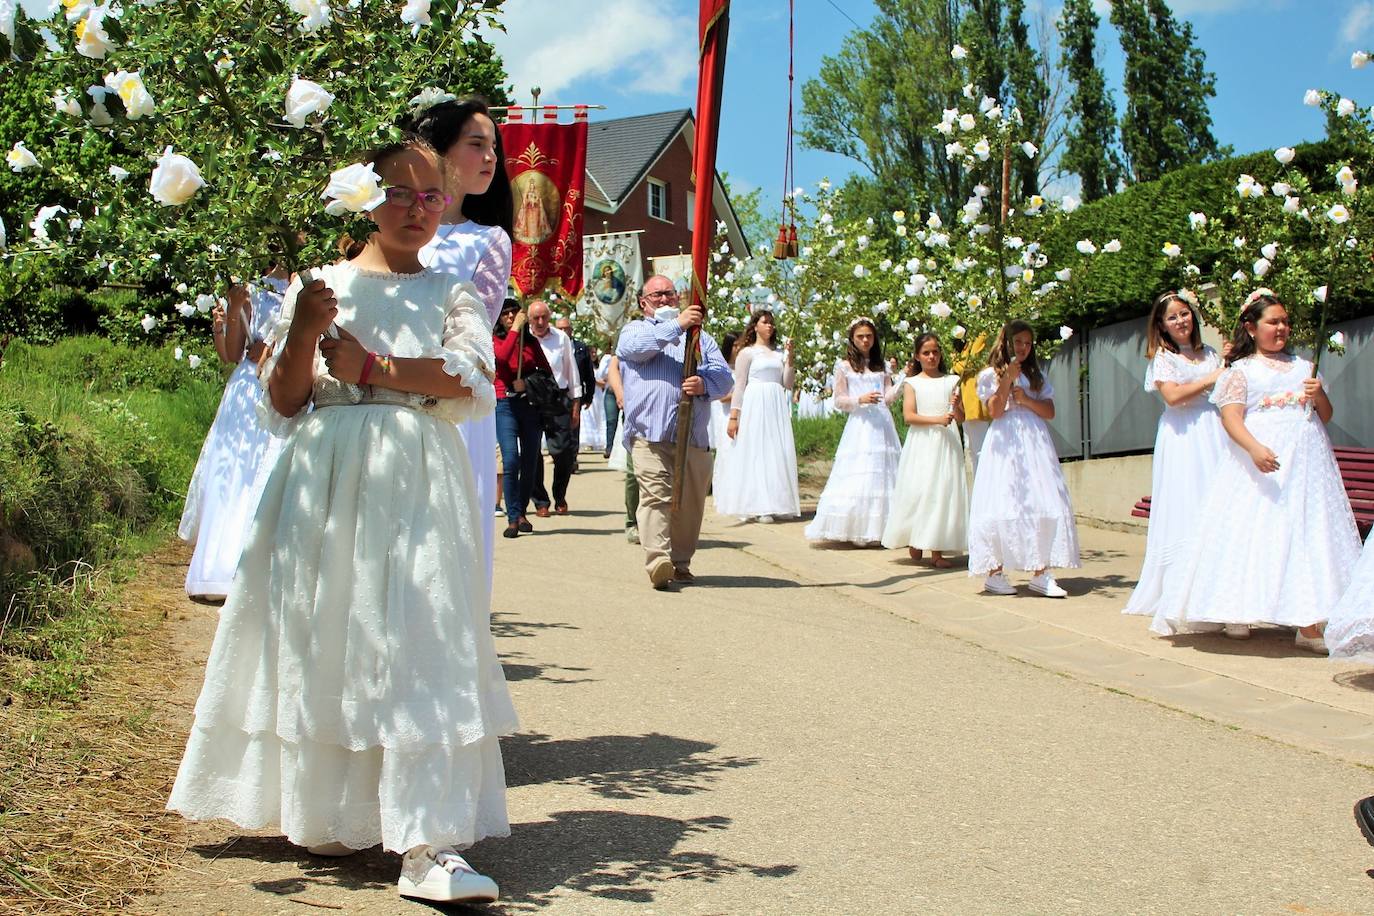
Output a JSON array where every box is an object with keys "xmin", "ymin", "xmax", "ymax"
[
  {"xmin": 604, "ymin": 389, "xmax": 619, "ymax": 455},
  {"xmin": 495, "ymin": 394, "xmax": 543, "ymax": 523},
  {"xmin": 531, "ymin": 392, "xmax": 575, "ymax": 508}
]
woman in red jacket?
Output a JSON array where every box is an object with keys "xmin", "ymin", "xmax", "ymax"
[{"xmin": 493, "ymin": 298, "xmax": 554, "ymax": 537}]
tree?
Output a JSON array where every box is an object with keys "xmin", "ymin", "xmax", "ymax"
[
  {"xmin": 1004, "ymin": 0, "xmax": 1049, "ymax": 200},
  {"xmin": 1057, "ymin": 0, "xmax": 1121, "ymax": 201},
  {"xmin": 1111, "ymin": 0, "xmax": 1228, "ymax": 184}
]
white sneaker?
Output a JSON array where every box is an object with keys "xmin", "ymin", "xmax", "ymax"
[
  {"xmin": 1295, "ymin": 632, "xmax": 1329, "ymax": 654},
  {"xmin": 757, "ymin": 515, "xmax": 775, "ymax": 524},
  {"xmin": 398, "ymin": 846, "xmax": 498, "ymax": 903},
  {"xmin": 1224, "ymin": 624, "xmax": 1252, "ymax": 640},
  {"xmin": 1027, "ymin": 572, "xmax": 1067, "ymax": 598},
  {"xmin": 983, "ymin": 572, "xmax": 1016, "ymax": 595}
]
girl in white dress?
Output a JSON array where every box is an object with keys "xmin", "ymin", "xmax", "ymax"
[
  {"xmin": 716, "ymin": 310, "xmax": 800, "ymax": 521},
  {"xmin": 882, "ymin": 333, "xmax": 968, "ymax": 565},
  {"xmin": 178, "ymin": 271, "xmax": 288, "ymax": 599},
  {"xmin": 1150, "ymin": 291, "xmax": 1361, "ymax": 648},
  {"xmin": 167, "ymin": 139, "xmax": 516, "ymax": 905},
  {"xmin": 580, "ymin": 346, "xmax": 607, "ymax": 452},
  {"xmin": 805, "ymin": 318, "xmax": 901, "ymax": 545},
  {"xmin": 409, "ymin": 98, "xmax": 513, "ymax": 586},
  {"xmin": 709, "ymin": 332, "xmax": 739, "ymax": 499},
  {"xmin": 1124, "ymin": 291, "xmax": 1228, "ymax": 619},
  {"xmin": 968, "ymin": 320, "xmax": 1081, "ymax": 597}
]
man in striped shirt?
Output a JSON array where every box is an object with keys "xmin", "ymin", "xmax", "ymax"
[{"xmin": 616, "ymin": 275, "xmax": 734, "ymax": 589}]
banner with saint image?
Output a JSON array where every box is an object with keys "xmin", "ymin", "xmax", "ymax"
[
  {"xmin": 499, "ymin": 113, "xmax": 589, "ymax": 299},
  {"xmin": 581, "ymin": 231, "xmax": 644, "ymax": 335}
]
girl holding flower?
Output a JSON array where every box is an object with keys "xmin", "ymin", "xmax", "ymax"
[
  {"xmin": 1149, "ymin": 290, "xmax": 1360, "ymax": 649},
  {"xmin": 168, "ymin": 137, "xmax": 516, "ymax": 904}
]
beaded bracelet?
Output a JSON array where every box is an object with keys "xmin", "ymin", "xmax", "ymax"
[{"xmin": 378, "ymin": 355, "xmax": 393, "ymax": 377}]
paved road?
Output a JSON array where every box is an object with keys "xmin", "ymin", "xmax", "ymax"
[{"xmin": 147, "ymin": 455, "xmax": 1374, "ymax": 914}]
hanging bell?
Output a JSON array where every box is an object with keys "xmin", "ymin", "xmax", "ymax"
[
  {"xmin": 785, "ymin": 224, "xmax": 799, "ymax": 259},
  {"xmin": 772, "ymin": 224, "xmax": 789, "ymax": 260}
]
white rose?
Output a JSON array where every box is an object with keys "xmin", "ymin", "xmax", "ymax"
[
  {"xmin": 1231, "ymin": 270, "xmax": 1246, "ymax": 282},
  {"xmin": 973, "ymin": 184, "xmax": 990, "ymax": 198},
  {"xmin": 1283, "ymin": 196, "xmax": 1300, "ymax": 214},
  {"xmin": 75, "ymin": 6, "xmax": 116, "ymax": 59},
  {"xmin": 1233, "ymin": 236, "xmax": 1246, "ymax": 248},
  {"xmin": 1059, "ymin": 326, "xmax": 1074, "ymax": 341},
  {"xmin": 1021, "ymin": 141, "xmax": 1038, "ymax": 158},
  {"xmin": 972, "ymin": 138, "xmax": 991, "ymax": 161},
  {"xmin": 400, "ymin": 0, "xmax": 431, "ymax": 35},
  {"xmin": 1304, "ymin": 89, "xmax": 1321, "ymax": 107},
  {"xmin": 950, "ymin": 44, "xmax": 967, "ymax": 60},
  {"xmin": 952, "ymin": 325, "xmax": 967, "ymax": 340},
  {"xmin": 984, "ymin": 105, "xmax": 1002, "ymax": 121},
  {"xmin": 1271, "ymin": 182, "xmax": 1291, "ymax": 196},
  {"xmin": 104, "ymin": 70, "xmax": 155, "ymax": 119},
  {"xmin": 1314, "ymin": 285, "xmax": 1329, "ymax": 303},
  {"xmin": 929, "ymin": 300, "xmax": 952, "ymax": 319},
  {"xmin": 195, "ymin": 293, "xmax": 216, "ymax": 314},
  {"xmin": 1161, "ymin": 242, "xmax": 1181, "ymax": 258},
  {"xmin": 1076, "ymin": 239, "xmax": 1097, "ymax": 255},
  {"xmin": 188, "ymin": 354, "xmax": 202, "ymax": 369},
  {"xmin": 1103, "ymin": 239, "xmax": 1122, "ymax": 253},
  {"xmin": 108, "ymin": 164, "xmax": 129, "ymax": 181},
  {"xmin": 1328, "ymin": 204, "xmax": 1351, "ymax": 224},
  {"xmin": 1274, "ymin": 147, "xmax": 1295, "ymax": 165},
  {"xmin": 1061, "ymin": 195, "xmax": 1080, "ymax": 213},
  {"xmin": 86, "ymin": 86, "xmax": 113, "ymax": 126},
  {"xmin": 1331, "ymin": 330, "xmax": 1346, "ymax": 347},
  {"xmin": 1339, "ymin": 97, "xmax": 1357, "ymax": 117},
  {"xmin": 1343, "ymin": 180, "xmax": 1359, "ymax": 197},
  {"xmin": 891, "ymin": 210, "xmax": 906, "ymax": 224},
  {"xmin": 174, "ymin": 346, "xmax": 184, "ymax": 360},
  {"xmin": 1337, "ymin": 165, "xmax": 1356, "ymax": 185},
  {"xmin": 967, "ymin": 295, "xmax": 983, "ymax": 309},
  {"xmin": 175, "ymin": 301, "xmax": 194, "ymax": 317},
  {"xmin": 895, "ymin": 225, "xmax": 907, "ymax": 237},
  {"xmin": 6, "ymin": 141, "xmax": 37, "ymax": 171},
  {"xmin": 288, "ymin": 0, "xmax": 332, "ymax": 33},
  {"xmin": 285, "ymin": 77, "xmax": 335, "ymax": 128},
  {"xmin": 1253, "ymin": 258, "xmax": 1271, "ymax": 278},
  {"xmin": 140, "ymin": 314, "xmax": 157, "ymax": 333},
  {"xmin": 53, "ymin": 89, "xmax": 82, "ymax": 118},
  {"xmin": 1260, "ymin": 242, "xmax": 1278, "ymax": 260},
  {"xmin": 958, "ymin": 113, "xmax": 975, "ymax": 132},
  {"xmin": 28, "ymin": 204, "xmax": 66, "ymax": 242},
  {"xmin": 149, "ymin": 146, "xmax": 204, "ymax": 206},
  {"xmin": 852, "ymin": 264, "xmax": 866, "ymax": 278},
  {"xmin": 1188, "ymin": 211, "xmax": 1207, "ymax": 230},
  {"xmin": 1055, "ymin": 268, "xmax": 1072, "ymax": 283},
  {"xmin": 1355, "ymin": 51, "xmax": 1371, "ymax": 69}
]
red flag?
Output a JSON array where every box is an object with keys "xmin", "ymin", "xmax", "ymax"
[
  {"xmin": 690, "ymin": 0, "xmax": 730, "ymax": 314},
  {"xmin": 499, "ymin": 120, "xmax": 589, "ymax": 299}
]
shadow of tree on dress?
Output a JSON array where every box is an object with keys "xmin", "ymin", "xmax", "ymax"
[{"xmin": 501, "ymin": 732, "xmax": 759, "ymax": 799}]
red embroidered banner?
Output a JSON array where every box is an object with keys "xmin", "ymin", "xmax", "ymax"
[{"xmin": 499, "ymin": 119, "xmax": 589, "ymax": 299}]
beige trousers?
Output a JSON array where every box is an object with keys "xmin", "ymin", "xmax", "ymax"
[{"xmin": 631, "ymin": 438, "xmax": 714, "ymax": 573}]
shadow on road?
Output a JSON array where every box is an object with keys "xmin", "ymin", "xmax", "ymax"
[
  {"xmin": 490, "ymin": 611, "xmax": 578, "ymax": 640},
  {"xmin": 1334, "ymin": 669, "xmax": 1374, "ymax": 693}
]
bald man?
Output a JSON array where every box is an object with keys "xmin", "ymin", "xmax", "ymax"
[{"xmin": 527, "ymin": 300, "xmax": 581, "ymax": 515}]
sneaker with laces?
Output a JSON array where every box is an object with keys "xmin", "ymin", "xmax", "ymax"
[
  {"xmin": 1027, "ymin": 572, "xmax": 1067, "ymax": 598},
  {"xmin": 983, "ymin": 572, "xmax": 1016, "ymax": 595},
  {"xmin": 397, "ymin": 846, "xmax": 498, "ymax": 903}
]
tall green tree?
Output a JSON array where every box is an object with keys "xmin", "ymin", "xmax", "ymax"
[
  {"xmin": 1058, "ymin": 0, "xmax": 1121, "ymax": 201},
  {"xmin": 1004, "ymin": 0, "xmax": 1049, "ymax": 200},
  {"xmin": 1111, "ymin": 0, "xmax": 1228, "ymax": 183}
]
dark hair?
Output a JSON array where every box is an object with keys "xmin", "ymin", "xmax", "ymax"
[
  {"xmin": 720, "ymin": 332, "xmax": 740, "ymax": 367},
  {"xmin": 1145, "ymin": 290, "xmax": 1204, "ymax": 358},
  {"xmin": 338, "ymin": 134, "xmax": 440, "ymax": 260},
  {"xmin": 846, "ymin": 319, "xmax": 885, "ymax": 372},
  {"xmin": 733, "ymin": 309, "xmax": 778, "ymax": 361},
  {"xmin": 401, "ymin": 97, "xmax": 513, "ymax": 239},
  {"xmin": 988, "ymin": 320, "xmax": 1044, "ymax": 391},
  {"xmin": 493, "ymin": 297, "xmax": 522, "ymax": 339},
  {"xmin": 911, "ymin": 332, "xmax": 948, "ymax": 375},
  {"xmin": 1226, "ymin": 293, "xmax": 1288, "ymax": 365}
]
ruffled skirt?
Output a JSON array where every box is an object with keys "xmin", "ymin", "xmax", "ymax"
[{"xmin": 805, "ymin": 406, "xmax": 900, "ymax": 545}]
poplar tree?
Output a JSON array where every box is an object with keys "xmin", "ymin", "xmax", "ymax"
[
  {"xmin": 1005, "ymin": 0, "xmax": 1049, "ymax": 200},
  {"xmin": 1058, "ymin": 0, "xmax": 1122, "ymax": 201}
]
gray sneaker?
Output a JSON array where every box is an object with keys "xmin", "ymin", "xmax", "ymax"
[{"xmin": 625, "ymin": 525, "xmax": 640, "ymax": 544}]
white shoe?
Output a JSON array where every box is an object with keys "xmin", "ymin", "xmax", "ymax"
[
  {"xmin": 1295, "ymin": 632, "xmax": 1329, "ymax": 654},
  {"xmin": 983, "ymin": 572, "xmax": 1016, "ymax": 596},
  {"xmin": 648, "ymin": 556, "xmax": 675, "ymax": 590},
  {"xmin": 757, "ymin": 515, "xmax": 775, "ymax": 524},
  {"xmin": 1190, "ymin": 623, "xmax": 1224, "ymax": 633},
  {"xmin": 1224, "ymin": 624, "xmax": 1251, "ymax": 640},
  {"xmin": 493, "ymin": 506, "xmax": 505, "ymax": 517},
  {"xmin": 398, "ymin": 846, "xmax": 498, "ymax": 903},
  {"xmin": 1027, "ymin": 572, "xmax": 1067, "ymax": 598},
  {"xmin": 306, "ymin": 842, "xmax": 356, "ymax": 857}
]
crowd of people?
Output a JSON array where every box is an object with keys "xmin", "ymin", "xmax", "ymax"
[{"xmin": 162, "ymin": 92, "xmax": 1374, "ymax": 908}]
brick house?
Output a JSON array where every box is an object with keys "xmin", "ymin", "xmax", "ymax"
[{"xmin": 584, "ymin": 109, "xmax": 751, "ymax": 276}]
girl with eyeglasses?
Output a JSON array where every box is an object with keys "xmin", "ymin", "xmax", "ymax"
[
  {"xmin": 168, "ymin": 136, "xmax": 516, "ymax": 905},
  {"xmin": 1123, "ymin": 290, "xmax": 1228, "ymax": 622}
]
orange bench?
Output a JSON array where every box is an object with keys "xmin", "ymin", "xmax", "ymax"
[{"xmin": 1132, "ymin": 446, "xmax": 1374, "ymax": 537}]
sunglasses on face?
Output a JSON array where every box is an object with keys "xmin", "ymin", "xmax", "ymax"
[{"xmin": 383, "ymin": 186, "xmax": 452, "ymax": 213}]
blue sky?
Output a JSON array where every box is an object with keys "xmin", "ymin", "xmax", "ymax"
[{"xmin": 486, "ymin": 1, "xmax": 1374, "ymax": 214}]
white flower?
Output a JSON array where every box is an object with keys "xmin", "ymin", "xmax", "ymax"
[
  {"xmin": 1283, "ymin": 196, "xmax": 1301, "ymax": 214},
  {"xmin": 1103, "ymin": 239, "xmax": 1122, "ymax": 253},
  {"xmin": 950, "ymin": 44, "xmax": 967, "ymax": 60},
  {"xmin": 879, "ymin": 258, "xmax": 893, "ymax": 271},
  {"xmin": 934, "ymin": 120, "xmax": 954, "ymax": 136},
  {"xmin": 1355, "ymin": 51, "xmax": 1371, "ymax": 69},
  {"xmin": 1314, "ymin": 285, "xmax": 1329, "ymax": 303},
  {"xmin": 1236, "ymin": 174, "xmax": 1265, "ymax": 198},
  {"xmin": 75, "ymin": 5, "xmax": 116, "ymax": 59},
  {"xmin": 958, "ymin": 113, "xmax": 976, "ymax": 132},
  {"xmin": 1348, "ymin": 236, "xmax": 1360, "ymax": 250},
  {"xmin": 104, "ymin": 70, "xmax": 154, "ymax": 119},
  {"xmin": 1260, "ymin": 242, "xmax": 1278, "ymax": 260},
  {"xmin": 973, "ymin": 184, "xmax": 990, "ymax": 199},
  {"xmin": 400, "ymin": 0, "xmax": 431, "ymax": 34},
  {"xmin": 895, "ymin": 224, "xmax": 907, "ymax": 237},
  {"xmin": 107, "ymin": 164, "xmax": 128, "ymax": 181},
  {"xmin": 175, "ymin": 301, "xmax": 194, "ymax": 317},
  {"xmin": 1021, "ymin": 141, "xmax": 1038, "ymax": 158},
  {"xmin": 818, "ymin": 178, "xmax": 831, "ymax": 191},
  {"xmin": 929, "ymin": 300, "xmax": 952, "ymax": 319},
  {"xmin": 149, "ymin": 146, "xmax": 204, "ymax": 206},
  {"xmin": 1055, "ymin": 268, "xmax": 1072, "ymax": 283},
  {"xmin": 53, "ymin": 89, "xmax": 82, "ymax": 118},
  {"xmin": 1304, "ymin": 89, "xmax": 1322, "ymax": 107},
  {"xmin": 1004, "ymin": 264, "xmax": 1023, "ymax": 278},
  {"xmin": 6, "ymin": 142, "xmax": 37, "ymax": 172},
  {"xmin": 140, "ymin": 314, "xmax": 157, "ymax": 333},
  {"xmin": 1183, "ymin": 263, "xmax": 1201, "ymax": 277},
  {"xmin": 1231, "ymin": 270, "xmax": 1246, "ymax": 282},
  {"xmin": 1188, "ymin": 211, "xmax": 1207, "ymax": 230},
  {"xmin": 1061, "ymin": 195, "xmax": 1080, "ymax": 213},
  {"xmin": 1059, "ymin": 326, "xmax": 1074, "ymax": 341},
  {"xmin": 1274, "ymin": 147, "xmax": 1295, "ymax": 165},
  {"xmin": 926, "ymin": 211, "xmax": 943, "ymax": 230},
  {"xmin": 1337, "ymin": 165, "xmax": 1356, "ymax": 186},
  {"xmin": 407, "ymin": 86, "xmax": 456, "ymax": 113},
  {"xmin": 952, "ymin": 325, "xmax": 967, "ymax": 340},
  {"xmin": 972, "ymin": 138, "xmax": 991, "ymax": 161},
  {"xmin": 285, "ymin": 77, "xmax": 334, "ymax": 128},
  {"xmin": 852, "ymin": 264, "xmax": 866, "ymax": 278},
  {"xmin": 856, "ymin": 234, "xmax": 870, "ymax": 250},
  {"xmin": 1253, "ymin": 257, "xmax": 1271, "ymax": 278},
  {"xmin": 909, "ymin": 273, "xmax": 927, "ymax": 293},
  {"xmin": 1344, "ymin": 180, "xmax": 1359, "ymax": 197},
  {"xmin": 288, "ymin": 0, "xmax": 332, "ymax": 33},
  {"xmin": 1233, "ymin": 236, "xmax": 1246, "ymax": 249},
  {"xmin": 819, "ymin": 212, "xmax": 833, "ymax": 225},
  {"xmin": 1076, "ymin": 239, "xmax": 1097, "ymax": 255},
  {"xmin": 1005, "ymin": 236, "xmax": 1024, "ymax": 250},
  {"xmin": 86, "ymin": 85, "xmax": 113, "ymax": 125},
  {"xmin": 985, "ymin": 105, "xmax": 1002, "ymax": 121},
  {"xmin": 187, "ymin": 354, "xmax": 202, "ymax": 369},
  {"xmin": 215, "ymin": 53, "xmax": 235, "ymax": 72},
  {"xmin": 1328, "ymin": 203, "xmax": 1352, "ymax": 224},
  {"xmin": 1339, "ymin": 97, "xmax": 1357, "ymax": 117},
  {"xmin": 28, "ymin": 204, "xmax": 66, "ymax": 242},
  {"xmin": 962, "ymin": 83, "xmax": 975, "ymax": 99},
  {"xmin": 1331, "ymin": 330, "xmax": 1346, "ymax": 347},
  {"xmin": 979, "ymin": 95, "xmax": 996, "ymax": 113},
  {"xmin": 174, "ymin": 346, "xmax": 184, "ymax": 360},
  {"xmin": 175, "ymin": 282, "xmax": 188, "ymax": 294},
  {"xmin": 195, "ymin": 293, "xmax": 216, "ymax": 314},
  {"xmin": 1161, "ymin": 242, "xmax": 1181, "ymax": 258},
  {"xmin": 1271, "ymin": 182, "xmax": 1291, "ymax": 196}
]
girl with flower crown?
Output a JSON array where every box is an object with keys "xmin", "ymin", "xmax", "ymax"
[
  {"xmin": 1123, "ymin": 290, "xmax": 1228, "ymax": 619},
  {"xmin": 805, "ymin": 318, "xmax": 902, "ymax": 545},
  {"xmin": 1150, "ymin": 290, "xmax": 1361, "ymax": 649}
]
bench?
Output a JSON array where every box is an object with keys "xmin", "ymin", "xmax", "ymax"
[{"xmin": 1132, "ymin": 446, "xmax": 1374, "ymax": 537}]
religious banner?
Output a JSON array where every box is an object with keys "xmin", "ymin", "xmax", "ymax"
[
  {"xmin": 500, "ymin": 107, "xmax": 589, "ymax": 299},
  {"xmin": 582, "ymin": 231, "xmax": 645, "ymax": 335},
  {"xmin": 648, "ymin": 253, "xmax": 693, "ymax": 297}
]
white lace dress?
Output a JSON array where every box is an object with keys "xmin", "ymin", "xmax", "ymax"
[
  {"xmin": 1326, "ymin": 534, "xmax": 1374, "ymax": 663},
  {"xmin": 1124, "ymin": 347, "xmax": 1227, "ymax": 617},
  {"xmin": 167, "ymin": 263, "xmax": 518, "ymax": 854},
  {"xmin": 713, "ymin": 346, "xmax": 800, "ymax": 518},
  {"xmin": 804, "ymin": 362, "xmax": 901, "ymax": 545},
  {"xmin": 881, "ymin": 373, "xmax": 968, "ymax": 554},
  {"xmin": 1149, "ymin": 354, "xmax": 1361, "ymax": 635},
  {"xmin": 178, "ymin": 277, "xmax": 287, "ymax": 598},
  {"xmin": 967, "ymin": 368, "xmax": 1081, "ymax": 576}
]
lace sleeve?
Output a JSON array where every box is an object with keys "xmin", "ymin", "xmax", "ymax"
[
  {"xmin": 1144, "ymin": 351, "xmax": 1182, "ymax": 391},
  {"xmin": 424, "ymin": 281, "xmax": 496, "ymax": 424},
  {"xmin": 471, "ymin": 231, "xmax": 512, "ymax": 328},
  {"xmin": 730, "ymin": 347, "xmax": 755, "ymax": 410},
  {"xmin": 1211, "ymin": 366, "xmax": 1247, "ymax": 408},
  {"xmin": 975, "ymin": 367, "xmax": 999, "ymax": 403},
  {"xmin": 832, "ymin": 363, "xmax": 857, "ymax": 412}
]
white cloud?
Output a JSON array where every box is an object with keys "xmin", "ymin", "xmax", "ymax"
[
  {"xmin": 486, "ymin": 0, "xmax": 696, "ymax": 100},
  {"xmin": 1341, "ymin": 2, "xmax": 1374, "ymax": 43}
]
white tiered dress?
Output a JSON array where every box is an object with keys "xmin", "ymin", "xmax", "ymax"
[
  {"xmin": 1149, "ymin": 354, "xmax": 1361, "ymax": 635},
  {"xmin": 167, "ymin": 263, "xmax": 518, "ymax": 854},
  {"xmin": 804, "ymin": 362, "xmax": 901, "ymax": 545},
  {"xmin": 713, "ymin": 345, "xmax": 800, "ymax": 519},
  {"xmin": 1124, "ymin": 347, "xmax": 1227, "ymax": 617},
  {"xmin": 178, "ymin": 277, "xmax": 287, "ymax": 599},
  {"xmin": 421, "ymin": 221, "xmax": 511, "ymax": 584},
  {"xmin": 881, "ymin": 372, "xmax": 968, "ymax": 554},
  {"xmin": 967, "ymin": 368, "xmax": 1080, "ymax": 576}
]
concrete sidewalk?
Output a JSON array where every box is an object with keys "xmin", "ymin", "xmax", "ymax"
[{"xmin": 146, "ymin": 454, "xmax": 1374, "ymax": 915}]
